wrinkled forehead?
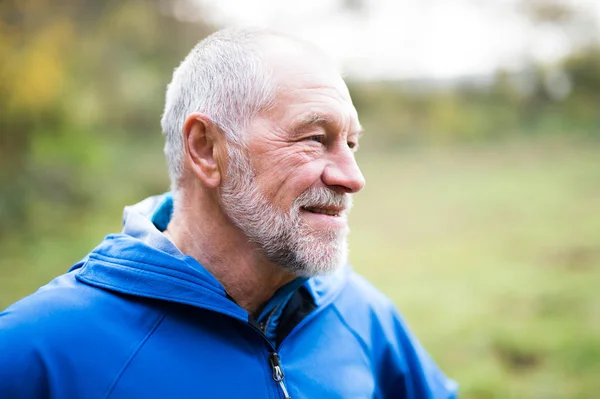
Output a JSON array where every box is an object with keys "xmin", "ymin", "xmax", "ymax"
[
  {"xmin": 257, "ymin": 36, "xmax": 357, "ymax": 123},
  {"xmin": 259, "ymin": 36, "xmax": 352, "ymax": 100}
]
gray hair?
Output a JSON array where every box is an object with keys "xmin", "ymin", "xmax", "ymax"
[{"xmin": 160, "ymin": 27, "xmax": 280, "ymax": 190}]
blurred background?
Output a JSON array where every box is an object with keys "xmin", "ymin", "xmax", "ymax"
[{"xmin": 1, "ymin": 0, "xmax": 599, "ymax": 397}]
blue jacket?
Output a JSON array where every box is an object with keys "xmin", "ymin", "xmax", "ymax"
[{"xmin": 0, "ymin": 194, "xmax": 457, "ymax": 398}]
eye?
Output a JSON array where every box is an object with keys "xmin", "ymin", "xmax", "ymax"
[
  {"xmin": 307, "ymin": 135, "xmax": 325, "ymax": 144},
  {"xmin": 347, "ymin": 141, "xmax": 356, "ymax": 149}
]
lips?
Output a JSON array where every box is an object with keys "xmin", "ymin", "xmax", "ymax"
[{"xmin": 301, "ymin": 206, "xmax": 344, "ymax": 216}]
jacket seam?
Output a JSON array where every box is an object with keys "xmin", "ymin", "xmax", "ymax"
[
  {"xmin": 331, "ymin": 303, "xmax": 374, "ymax": 372},
  {"xmin": 78, "ymin": 262, "xmax": 218, "ymax": 301},
  {"xmin": 86, "ymin": 253, "xmax": 224, "ymax": 296},
  {"xmin": 103, "ymin": 311, "xmax": 166, "ymax": 398},
  {"xmin": 76, "ymin": 274, "xmax": 246, "ymax": 321}
]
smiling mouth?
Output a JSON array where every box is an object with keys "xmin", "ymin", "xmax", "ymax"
[{"xmin": 301, "ymin": 206, "xmax": 343, "ymax": 216}]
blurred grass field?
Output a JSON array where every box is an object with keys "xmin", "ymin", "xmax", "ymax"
[
  {"xmin": 1, "ymin": 137, "xmax": 599, "ymax": 398},
  {"xmin": 351, "ymin": 138, "xmax": 600, "ymax": 399}
]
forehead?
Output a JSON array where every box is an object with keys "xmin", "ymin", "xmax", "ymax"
[{"xmin": 259, "ymin": 37, "xmax": 359, "ymax": 128}]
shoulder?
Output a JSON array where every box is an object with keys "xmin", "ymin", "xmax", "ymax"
[
  {"xmin": 2, "ymin": 269, "xmax": 161, "ymax": 325},
  {"xmin": 1, "ymin": 271, "xmax": 139, "ymax": 335},
  {"xmin": 1, "ymin": 270, "xmax": 163, "ymax": 349},
  {"xmin": 332, "ymin": 269, "xmax": 459, "ymax": 398},
  {"xmin": 327, "ymin": 269, "xmax": 407, "ymax": 360},
  {"xmin": 1, "ymin": 272, "xmax": 101, "ymax": 338},
  {"xmin": 0, "ymin": 271, "xmax": 163, "ymax": 396},
  {"xmin": 334, "ymin": 269, "xmax": 399, "ymax": 322},
  {"xmin": 330, "ymin": 268, "xmax": 424, "ymax": 365}
]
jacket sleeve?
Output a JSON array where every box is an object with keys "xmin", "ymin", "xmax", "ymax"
[
  {"xmin": 374, "ymin": 302, "xmax": 458, "ymax": 399},
  {"xmin": 0, "ymin": 307, "xmax": 50, "ymax": 399}
]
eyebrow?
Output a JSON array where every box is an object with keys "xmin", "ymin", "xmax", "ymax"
[{"xmin": 291, "ymin": 112, "xmax": 363, "ymax": 135}]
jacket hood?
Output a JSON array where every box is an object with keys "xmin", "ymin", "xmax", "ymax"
[{"xmin": 72, "ymin": 193, "xmax": 349, "ymax": 320}]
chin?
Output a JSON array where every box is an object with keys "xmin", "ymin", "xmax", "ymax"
[{"xmin": 283, "ymin": 236, "xmax": 349, "ymax": 277}]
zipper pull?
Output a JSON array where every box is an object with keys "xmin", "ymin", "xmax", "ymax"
[{"xmin": 269, "ymin": 352, "xmax": 291, "ymax": 399}]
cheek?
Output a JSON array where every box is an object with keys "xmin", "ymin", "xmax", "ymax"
[{"xmin": 256, "ymin": 151, "xmax": 325, "ymax": 205}]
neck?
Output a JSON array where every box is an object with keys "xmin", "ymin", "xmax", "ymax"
[{"xmin": 164, "ymin": 190, "xmax": 296, "ymax": 316}]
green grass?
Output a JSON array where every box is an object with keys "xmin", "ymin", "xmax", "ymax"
[
  {"xmin": 1, "ymin": 137, "xmax": 599, "ymax": 398},
  {"xmin": 349, "ymin": 138, "xmax": 600, "ymax": 398}
]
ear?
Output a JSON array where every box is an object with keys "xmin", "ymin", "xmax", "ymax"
[{"xmin": 183, "ymin": 112, "xmax": 224, "ymax": 188}]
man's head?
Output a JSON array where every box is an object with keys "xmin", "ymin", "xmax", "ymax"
[{"xmin": 161, "ymin": 28, "xmax": 365, "ymax": 276}]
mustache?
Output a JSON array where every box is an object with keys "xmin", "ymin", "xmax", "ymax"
[{"xmin": 294, "ymin": 187, "xmax": 352, "ymax": 210}]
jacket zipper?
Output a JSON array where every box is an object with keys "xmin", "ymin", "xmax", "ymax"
[
  {"xmin": 269, "ymin": 352, "xmax": 291, "ymax": 399},
  {"xmin": 247, "ymin": 321, "xmax": 292, "ymax": 399}
]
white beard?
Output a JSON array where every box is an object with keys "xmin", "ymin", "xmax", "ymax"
[{"xmin": 220, "ymin": 144, "xmax": 351, "ymax": 276}]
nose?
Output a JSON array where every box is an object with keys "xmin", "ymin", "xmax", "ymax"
[{"xmin": 322, "ymin": 144, "xmax": 365, "ymax": 194}]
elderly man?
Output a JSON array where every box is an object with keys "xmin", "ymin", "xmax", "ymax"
[{"xmin": 0, "ymin": 28, "xmax": 457, "ymax": 398}]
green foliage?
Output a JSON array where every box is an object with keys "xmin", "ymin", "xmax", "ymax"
[
  {"xmin": 349, "ymin": 47, "xmax": 600, "ymax": 152},
  {"xmin": 0, "ymin": 0, "xmax": 212, "ymax": 238}
]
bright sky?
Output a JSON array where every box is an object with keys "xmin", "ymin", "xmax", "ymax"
[{"xmin": 193, "ymin": 0, "xmax": 600, "ymax": 80}]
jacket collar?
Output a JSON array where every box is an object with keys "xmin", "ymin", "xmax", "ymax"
[{"xmin": 72, "ymin": 193, "xmax": 349, "ymax": 320}]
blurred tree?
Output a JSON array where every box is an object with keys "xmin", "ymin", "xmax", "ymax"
[
  {"xmin": 559, "ymin": 47, "xmax": 600, "ymax": 130},
  {"xmin": 516, "ymin": 0, "xmax": 600, "ymax": 133},
  {"xmin": 0, "ymin": 0, "xmax": 213, "ymax": 239},
  {"xmin": 519, "ymin": 0, "xmax": 574, "ymax": 25}
]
